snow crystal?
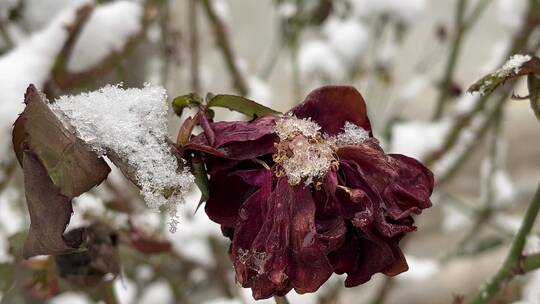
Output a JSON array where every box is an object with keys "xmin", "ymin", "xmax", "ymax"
[
  {"xmin": 51, "ymin": 84, "xmax": 194, "ymax": 231},
  {"xmin": 275, "ymin": 115, "xmax": 321, "ymax": 140},
  {"xmin": 332, "ymin": 121, "xmax": 370, "ymax": 145},
  {"xmin": 323, "ymin": 17, "xmax": 368, "ymax": 65},
  {"xmin": 166, "ymin": 189, "xmax": 222, "ymax": 266},
  {"xmin": 397, "ymin": 255, "xmax": 440, "ymax": 281},
  {"xmin": 298, "ymin": 39, "xmax": 346, "ymax": 83},
  {"xmin": 390, "ymin": 120, "xmax": 451, "ymax": 160},
  {"xmin": 497, "ymin": 54, "xmax": 531, "ymax": 76},
  {"xmin": 67, "ymin": 1, "xmax": 143, "ymax": 73},
  {"xmin": 274, "ymin": 116, "xmax": 335, "ymax": 186},
  {"xmin": 0, "ymin": 4, "xmax": 83, "ymax": 168}
]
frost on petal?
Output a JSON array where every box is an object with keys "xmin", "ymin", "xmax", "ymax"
[
  {"xmin": 331, "ymin": 121, "xmax": 370, "ymax": 146},
  {"xmin": 274, "ymin": 116, "xmax": 335, "ymax": 186},
  {"xmin": 51, "ymin": 84, "xmax": 194, "ymax": 230}
]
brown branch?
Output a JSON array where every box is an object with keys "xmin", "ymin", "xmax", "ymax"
[
  {"xmin": 200, "ymin": 0, "xmax": 248, "ymax": 95},
  {"xmin": 53, "ymin": 0, "xmax": 160, "ymax": 90},
  {"xmin": 188, "ymin": 0, "xmax": 201, "ymax": 94}
]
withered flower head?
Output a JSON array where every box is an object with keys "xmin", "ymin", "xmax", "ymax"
[{"xmin": 185, "ymin": 86, "xmax": 434, "ymax": 299}]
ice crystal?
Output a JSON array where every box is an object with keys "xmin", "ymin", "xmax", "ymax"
[
  {"xmin": 51, "ymin": 84, "xmax": 194, "ymax": 232},
  {"xmin": 497, "ymin": 54, "xmax": 531, "ymax": 76},
  {"xmin": 274, "ymin": 116, "xmax": 335, "ymax": 186},
  {"xmin": 274, "ymin": 115, "xmax": 321, "ymax": 140},
  {"xmin": 332, "ymin": 121, "xmax": 370, "ymax": 145}
]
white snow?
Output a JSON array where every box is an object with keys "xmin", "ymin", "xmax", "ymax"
[
  {"xmin": 332, "ymin": 121, "xmax": 370, "ymax": 145},
  {"xmin": 442, "ymin": 204, "xmax": 472, "ymax": 232},
  {"xmin": 397, "ymin": 255, "xmax": 440, "ymax": 281},
  {"xmin": 496, "ymin": 0, "xmax": 528, "ymax": 32},
  {"xmin": 323, "ymin": 17, "xmax": 368, "ymax": 66},
  {"xmin": 49, "ymin": 292, "xmax": 92, "ymax": 304},
  {"xmin": 165, "ymin": 189, "xmax": 222, "ymax": 266},
  {"xmin": 276, "ymin": 2, "xmax": 297, "ymax": 19},
  {"xmin": 51, "ymin": 84, "xmax": 194, "ymax": 232},
  {"xmin": 493, "ymin": 214, "xmax": 522, "ymax": 234},
  {"xmin": 350, "ymin": 0, "xmax": 426, "ymax": 24},
  {"xmin": 0, "ymin": 187, "xmax": 25, "ymax": 235},
  {"xmin": 521, "ymin": 270, "xmax": 540, "ymax": 303},
  {"xmin": 390, "ymin": 120, "xmax": 451, "ymax": 160},
  {"xmin": 497, "ymin": 54, "xmax": 531, "ymax": 76},
  {"xmin": 0, "ymin": 3, "xmax": 84, "ymax": 169},
  {"xmin": 67, "ymin": 1, "xmax": 143, "ymax": 73},
  {"xmin": 525, "ymin": 235, "xmax": 540, "ymax": 255},
  {"xmin": 114, "ymin": 277, "xmax": 137, "ymax": 304},
  {"xmin": 139, "ymin": 280, "xmax": 174, "ymax": 304},
  {"xmin": 247, "ymin": 76, "xmax": 272, "ymax": 106},
  {"xmin": 66, "ymin": 193, "xmax": 106, "ymax": 231},
  {"xmin": 298, "ymin": 39, "xmax": 346, "ymax": 83},
  {"xmin": 480, "ymin": 159, "xmax": 517, "ymax": 208},
  {"xmin": 211, "ymin": 0, "xmax": 232, "ymax": 24}
]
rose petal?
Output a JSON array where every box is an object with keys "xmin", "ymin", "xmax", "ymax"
[{"xmin": 289, "ymin": 86, "xmax": 372, "ymax": 135}]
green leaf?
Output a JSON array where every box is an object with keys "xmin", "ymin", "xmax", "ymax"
[
  {"xmin": 172, "ymin": 93, "xmax": 202, "ymax": 116},
  {"xmin": 207, "ymin": 94, "xmax": 281, "ymax": 118},
  {"xmin": 528, "ymin": 73, "xmax": 540, "ymax": 122},
  {"xmin": 191, "ymin": 156, "xmax": 209, "ymax": 213},
  {"xmin": 468, "ymin": 55, "xmax": 540, "ymax": 95}
]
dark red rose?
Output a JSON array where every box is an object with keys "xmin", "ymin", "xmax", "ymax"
[{"xmin": 185, "ymin": 86, "xmax": 433, "ymax": 299}]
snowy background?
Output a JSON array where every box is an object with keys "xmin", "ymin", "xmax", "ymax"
[{"xmin": 1, "ymin": 0, "xmax": 540, "ymax": 303}]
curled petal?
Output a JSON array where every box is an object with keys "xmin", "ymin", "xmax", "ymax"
[{"xmin": 289, "ymin": 86, "xmax": 372, "ymax": 135}]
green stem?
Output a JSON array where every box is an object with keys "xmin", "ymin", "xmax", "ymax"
[
  {"xmin": 274, "ymin": 295, "xmax": 290, "ymax": 304},
  {"xmin": 468, "ymin": 183, "xmax": 540, "ymax": 304},
  {"xmin": 101, "ymin": 280, "xmax": 118, "ymax": 304}
]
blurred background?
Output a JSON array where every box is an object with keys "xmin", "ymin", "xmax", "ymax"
[{"xmin": 1, "ymin": 0, "xmax": 540, "ymax": 303}]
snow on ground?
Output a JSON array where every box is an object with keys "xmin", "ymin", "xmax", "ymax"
[
  {"xmin": 67, "ymin": 1, "xmax": 143, "ymax": 72},
  {"xmin": 139, "ymin": 280, "xmax": 174, "ymax": 304}
]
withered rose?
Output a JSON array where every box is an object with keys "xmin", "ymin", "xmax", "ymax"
[{"xmin": 185, "ymin": 86, "xmax": 433, "ymax": 299}]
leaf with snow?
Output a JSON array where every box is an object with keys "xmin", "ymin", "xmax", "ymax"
[
  {"xmin": 12, "ymin": 85, "xmax": 110, "ymax": 258},
  {"xmin": 468, "ymin": 54, "xmax": 540, "ymax": 95},
  {"xmin": 50, "ymin": 84, "xmax": 195, "ymax": 232}
]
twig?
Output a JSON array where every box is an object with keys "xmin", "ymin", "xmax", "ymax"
[
  {"xmin": 188, "ymin": 0, "xmax": 201, "ymax": 94},
  {"xmin": 53, "ymin": 0, "xmax": 160, "ymax": 90},
  {"xmin": 432, "ymin": 0, "xmax": 492, "ymax": 120},
  {"xmin": 200, "ymin": 0, "xmax": 248, "ymax": 95},
  {"xmin": 468, "ymin": 183, "xmax": 540, "ymax": 303},
  {"xmin": 432, "ymin": 0, "xmax": 468, "ymax": 120},
  {"xmin": 425, "ymin": 0, "xmax": 540, "ymax": 167}
]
